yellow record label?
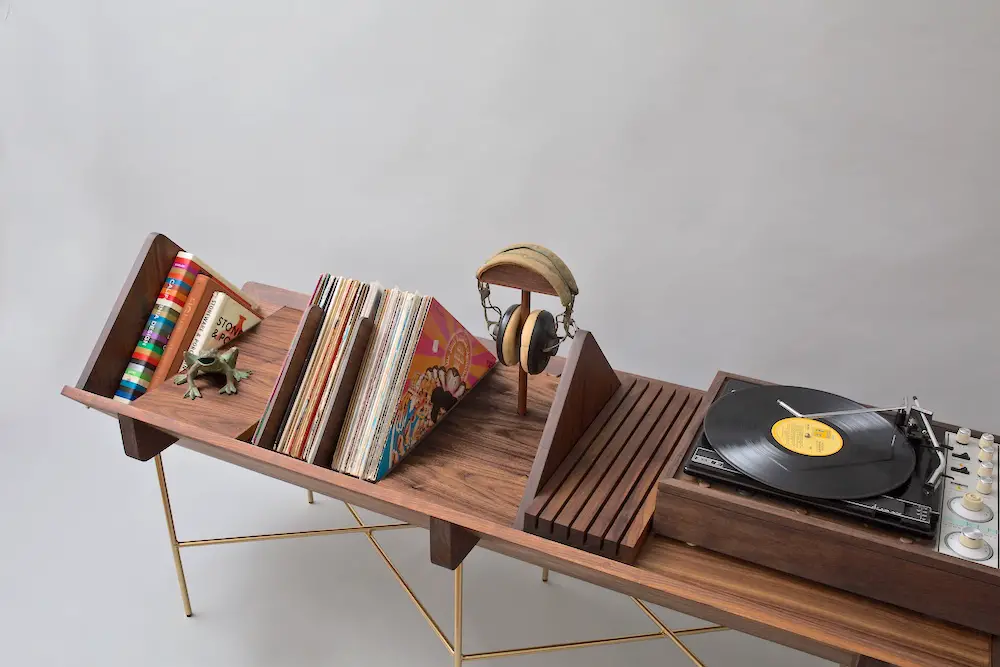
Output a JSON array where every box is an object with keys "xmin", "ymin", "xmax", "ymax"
[{"xmin": 770, "ymin": 418, "xmax": 843, "ymax": 457}]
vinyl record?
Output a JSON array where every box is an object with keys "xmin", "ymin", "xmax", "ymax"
[{"xmin": 704, "ymin": 385, "xmax": 915, "ymax": 500}]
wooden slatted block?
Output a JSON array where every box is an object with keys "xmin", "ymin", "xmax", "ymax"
[
  {"xmin": 533, "ymin": 378, "xmax": 650, "ymax": 535},
  {"xmin": 524, "ymin": 375, "xmax": 703, "ymax": 563}
]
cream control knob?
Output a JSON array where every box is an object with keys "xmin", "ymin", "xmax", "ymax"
[
  {"xmin": 959, "ymin": 527, "xmax": 986, "ymax": 550},
  {"xmin": 963, "ymin": 492, "xmax": 986, "ymax": 512},
  {"xmin": 977, "ymin": 477, "xmax": 994, "ymax": 495},
  {"xmin": 981, "ymin": 433, "xmax": 996, "ymax": 449},
  {"xmin": 957, "ymin": 428, "xmax": 972, "ymax": 445},
  {"xmin": 980, "ymin": 446, "xmax": 996, "ymax": 463},
  {"xmin": 978, "ymin": 461, "xmax": 995, "ymax": 478}
]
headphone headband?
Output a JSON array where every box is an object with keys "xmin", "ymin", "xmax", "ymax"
[
  {"xmin": 493, "ymin": 244, "xmax": 578, "ymax": 294},
  {"xmin": 475, "ymin": 244, "xmax": 577, "ymax": 309}
]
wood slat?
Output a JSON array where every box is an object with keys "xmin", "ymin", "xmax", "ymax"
[
  {"xmin": 587, "ymin": 388, "xmax": 690, "ymax": 551},
  {"xmin": 554, "ymin": 382, "xmax": 663, "ymax": 541},
  {"xmin": 536, "ymin": 379, "xmax": 651, "ymax": 533},
  {"xmin": 604, "ymin": 392, "xmax": 702, "ymax": 553},
  {"xmin": 568, "ymin": 386, "xmax": 676, "ymax": 547}
]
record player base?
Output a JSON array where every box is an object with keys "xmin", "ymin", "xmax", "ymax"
[{"xmin": 655, "ymin": 370, "xmax": 1000, "ymax": 637}]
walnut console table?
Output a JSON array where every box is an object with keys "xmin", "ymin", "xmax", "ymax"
[{"xmin": 62, "ymin": 241, "xmax": 997, "ymax": 667}]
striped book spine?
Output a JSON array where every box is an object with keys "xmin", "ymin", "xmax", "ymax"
[{"xmin": 114, "ymin": 252, "xmax": 203, "ymax": 403}]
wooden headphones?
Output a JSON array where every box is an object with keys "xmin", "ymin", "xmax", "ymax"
[{"xmin": 476, "ymin": 244, "xmax": 578, "ymax": 375}]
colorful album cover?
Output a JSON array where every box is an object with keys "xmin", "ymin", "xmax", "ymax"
[{"xmin": 373, "ymin": 298, "xmax": 496, "ymax": 480}]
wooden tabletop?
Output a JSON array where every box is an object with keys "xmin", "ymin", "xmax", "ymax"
[{"xmin": 62, "ymin": 282, "xmax": 995, "ymax": 667}]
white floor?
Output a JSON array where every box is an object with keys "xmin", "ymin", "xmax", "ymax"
[{"xmin": 1, "ymin": 395, "xmax": 834, "ymax": 667}]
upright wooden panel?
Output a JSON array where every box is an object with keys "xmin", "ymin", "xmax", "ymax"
[
  {"xmin": 252, "ymin": 305, "xmax": 324, "ymax": 450},
  {"xmin": 77, "ymin": 233, "xmax": 182, "ymax": 398},
  {"xmin": 515, "ymin": 331, "xmax": 620, "ymax": 528}
]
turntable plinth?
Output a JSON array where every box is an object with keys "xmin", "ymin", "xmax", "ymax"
[
  {"xmin": 518, "ymin": 333, "xmax": 703, "ymax": 562},
  {"xmin": 655, "ymin": 370, "xmax": 1000, "ymax": 637}
]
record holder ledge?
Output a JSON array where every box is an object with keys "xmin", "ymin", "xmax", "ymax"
[{"xmin": 59, "ymin": 235, "xmax": 998, "ymax": 667}]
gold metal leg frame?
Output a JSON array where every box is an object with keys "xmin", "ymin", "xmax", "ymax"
[{"xmin": 154, "ymin": 455, "xmax": 726, "ymax": 664}]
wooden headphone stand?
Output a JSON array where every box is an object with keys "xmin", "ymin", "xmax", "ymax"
[{"xmin": 475, "ymin": 259, "xmax": 552, "ymax": 416}]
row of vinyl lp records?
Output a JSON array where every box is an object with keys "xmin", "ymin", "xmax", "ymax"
[{"xmin": 252, "ymin": 274, "xmax": 497, "ymax": 481}]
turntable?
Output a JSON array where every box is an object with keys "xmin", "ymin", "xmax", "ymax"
[
  {"xmin": 682, "ymin": 376, "xmax": 943, "ymax": 537},
  {"xmin": 654, "ymin": 370, "xmax": 1000, "ymax": 636}
]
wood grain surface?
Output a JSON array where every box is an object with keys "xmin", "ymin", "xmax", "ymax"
[
  {"xmin": 383, "ymin": 366, "xmax": 555, "ymax": 525},
  {"xmin": 478, "ymin": 264, "xmax": 558, "ymax": 296}
]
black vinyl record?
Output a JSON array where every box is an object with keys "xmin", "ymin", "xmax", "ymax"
[{"xmin": 704, "ymin": 385, "xmax": 916, "ymax": 500}]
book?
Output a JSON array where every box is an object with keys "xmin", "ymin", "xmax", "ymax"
[
  {"xmin": 114, "ymin": 250, "xmax": 261, "ymax": 403},
  {"xmin": 148, "ymin": 274, "xmax": 211, "ymax": 388},
  {"xmin": 115, "ymin": 252, "xmax": 203, "ymax": 402},
  {"xmin": 181, "ymin": 291, "xmax": 262, "ymax": 369},
  {"xmin": 187, "ymin": 255, "xmax": 263, "ymax": 314},
  {"xmin": 332, "ymin": 291, "xmax": 496, "ymax": 481},
  {"xmin": 151, "ymin": 275, "xmax": 264, "ymax": 385}
]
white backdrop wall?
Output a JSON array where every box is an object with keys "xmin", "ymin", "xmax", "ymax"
[{"xmin": 3, "ymin": 1, "xmax": 999, "ymax": 429}]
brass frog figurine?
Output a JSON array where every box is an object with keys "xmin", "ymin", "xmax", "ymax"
[{"xmin": 173, "ymin": 347, "xmax": 252, "ymax": 400}]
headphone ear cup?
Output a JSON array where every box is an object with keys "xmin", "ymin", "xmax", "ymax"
[
  {"xmin": 519, "ymin": 309, "xmax": 558, "ymax": 375},
  {"xmin": 496, "ymin": 304, "xmax": 524, "ymax": 366}
]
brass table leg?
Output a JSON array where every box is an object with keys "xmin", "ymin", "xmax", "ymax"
[
  {"xmin": 154, "ymin": 454, "xmax": 192, "ymax": 617},
  {"xmin": 454, "ymin": 563, "xmax": 464, "ymax": 666},
  {"xmin": 306, "ymin": 489, "xmax": 315, "ymax": 504},
  {"xmin": 146, "ymin": 464, "xmax": 727, "ymax": 664}
]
